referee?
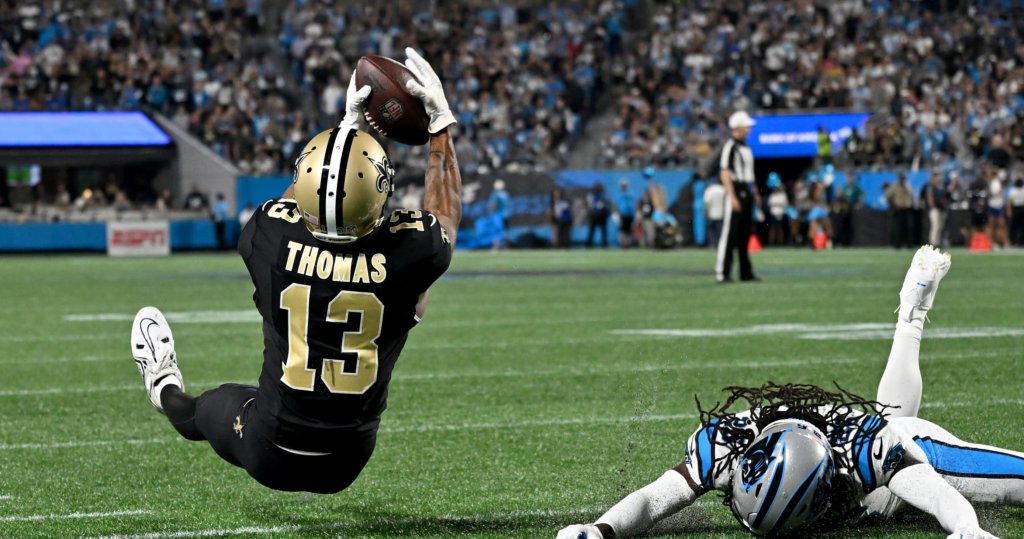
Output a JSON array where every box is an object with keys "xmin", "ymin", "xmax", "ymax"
[{"xmin": 715, "ymin": 111, "xmax": 760, "ymax": 283}]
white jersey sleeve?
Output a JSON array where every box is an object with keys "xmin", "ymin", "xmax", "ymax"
[{"xmin": 682, "ymin": 411, "xmax": 757, "ymax": 491}]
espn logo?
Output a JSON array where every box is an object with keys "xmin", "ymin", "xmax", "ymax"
[
  {"xmin": 107, "ymin": 221, "xmax": 171, "ymax": 257},
  {"xmin": 111, "ymin": 229, "xmax": 167, "ymax": 247}
]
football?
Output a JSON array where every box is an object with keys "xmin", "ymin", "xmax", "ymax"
[{"xmin": 355, "ymin": 55, "xmax": 431, "ymax": 146}]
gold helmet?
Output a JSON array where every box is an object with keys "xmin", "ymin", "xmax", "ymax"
[{"xmin": 292, "ymin": 126, "xmax": 395, "ymax": 243}]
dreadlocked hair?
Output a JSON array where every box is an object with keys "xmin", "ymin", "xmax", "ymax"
[
  {"xmin": 696, "ymin": 381, "xmax": 893, "ymax": 435},
  {"xmin": 699, "ymin": 382, "xmax": 897, "ymax": 530}
]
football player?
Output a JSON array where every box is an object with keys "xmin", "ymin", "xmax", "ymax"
[
  {"xmin": 558, "ymin": 246, "xmax": 1022, "ymax": 538},
  {"xmin": 129, "ymin": 48, "xmax": 461, "ymax": 493}
]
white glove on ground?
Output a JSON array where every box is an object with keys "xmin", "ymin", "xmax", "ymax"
[
  {"xmin": 556, "ymin": 524, "xmax": 603, "ymax": 539},
  {"xmin": 948, "ymin": 527, "xmax": 999, "ymax": 539},
  {"xmin": 403, "ymin": 47, "xmax": 456, "ymax": 133},
  {"xmin": 339, "ymin": 71, "xmax": 371, "ymax": 132}
]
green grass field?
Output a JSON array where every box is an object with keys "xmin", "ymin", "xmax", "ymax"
[{"xmin": 1, "ymin": 248, "xmax": 1022, "ymax": 538}]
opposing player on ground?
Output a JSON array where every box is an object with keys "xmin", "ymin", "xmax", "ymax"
[
  {"xmin": 558, "ymin": 246, "xmax": 1023, "ymax": 538},
  {"xmin": 129, "ymin": 48, "xmax": 461, "ymax": 493}
]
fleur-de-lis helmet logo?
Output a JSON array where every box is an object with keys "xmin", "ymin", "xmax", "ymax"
[{"xmin": 367, "ymin": 153, "xmax": 395, "ymax": 195}]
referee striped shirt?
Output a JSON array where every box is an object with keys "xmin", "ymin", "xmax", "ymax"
[{"xmin": 720, "ymin": 138, "xmax": 755, "ymax": 183}]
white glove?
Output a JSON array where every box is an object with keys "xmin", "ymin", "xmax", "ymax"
[
  {"xmin": 556, "ymin": 524, "xmax": 603, "ymax": 539},
  {"xmin": 339, "ymin": 71, "xmax": 371, "ymax": 132},
  {"xmin": 403, "ymin": 46, "xmax": 456, "ymax": 134},
  {"xmin": 948, "ymin": 526, "xmax": 999, "ymax": 539}
]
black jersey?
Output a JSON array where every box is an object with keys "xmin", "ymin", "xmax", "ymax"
[{"xmin": 238, "ymin": 198, "xmax": 452, "ymax": 452}]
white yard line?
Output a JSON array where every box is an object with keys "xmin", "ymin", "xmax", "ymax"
[
  {"xmin": 6, "ymin": 395, "xmax": 1024, "ymax": 452},
  {"xmin": 0, "ymin": 349, "xmax": 1014, "ymax": 396},
  {"xmin": 0, "ymin": 509, "xmax": 151, "ymax": 522},
  {"xmin": 0, "ymin": 495, "xmax": 13, "ymax": 501},
  {"xmin": 85, "ymin": 504, "xmax": 719, "ymax": 539},
  {"xmin": 0, "ymin": 438, "xmax": 170, "ymax": 451}
]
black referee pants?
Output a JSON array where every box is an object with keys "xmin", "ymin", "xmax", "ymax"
[{"xmin": 715, "ymin": 186, "xmax": 755, "ymax": 281}]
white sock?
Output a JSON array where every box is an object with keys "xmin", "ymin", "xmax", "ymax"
[{"xmin": 877, "ymin": 314, "xmax": 925, "ymax": 417}]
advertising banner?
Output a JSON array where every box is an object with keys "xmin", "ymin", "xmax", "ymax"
[
  {"xmin": 749, "ymin": 112, "xmax": 870, "ymax": 158},
  {"xmin": 107, "ymin": 220, "xmax": 171, "ymax": 257}
]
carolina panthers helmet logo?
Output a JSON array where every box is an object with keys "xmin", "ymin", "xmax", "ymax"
[{"xmin": 367, "ymin": 153, "xmax": 395, "ymax": 194}]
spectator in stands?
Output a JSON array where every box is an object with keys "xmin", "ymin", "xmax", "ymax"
[
  {"xmin": 924, "ymin": 172, "xmax": 949, "ymax": 247},
  {"xmin": 807, "ymin": 180, "xmax": 832, "ymax": 250},
  {"xmin": 1009, "ymin": 178, "xmax": 1024, "ymax": 247},
  {"xmin": 489, "ymin": 179, "xmax": 510, "ymax": 230},
  {"xmin": 211, "ymin": 193, "xmax": 229, "ymax": 251},
  {"xmin": 765, "ymin": 173, "xmax": 788, "ymax": 247},
  {"xmin": 988, "ymin": 170, "xmax": 1010, "ymax": 249},
  {"xmin": 703, "ymin": 179, "xmax": 726, "ymax": 248},
  {"xmin": 836, "ymin": 174, "xmax": 864, "ymax": 247},
  {"xmin": 184, "ymin": 184, "xmax": 209, "ymax": 213},
  {"xmin": 585, "ymin": 182, "xmax": 610, "ymax": 248},
  {"xmin": 155, "ymin": 189, "xmax": 174, "ymax": 214},
  {"xmin": 789, "ymin": 180, "xmax": 810, "ymax": 246},
  {"xmin": 638, "ymin": 171, "xmax": 665, "ymax": 248},
  {"xmin": 886, "ymin": 173, "xmax": 915, "ymax": 249},
  {"xmin": 965, "ymin": 174, "xmax": 990, "ymax": 247},
  {"xmin": 613, "ymin": 179, "xmax": 636, "ymax": 248},
  {"xmin": 238, "ymin": 202, "xmax": 255, "ymax": 229},
  {"xmin": 551, "ymin": 187, "xmax": 573, "ymax": 249},
  {"xmin": 947, "ymin": 171, "xmax": 967, "ymax": 211},
  {"xmin": 816, "ymin": 125, "xmax": 832, "ymax": 166}
]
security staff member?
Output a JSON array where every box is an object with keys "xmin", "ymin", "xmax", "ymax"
[{"xmin": 715, "ymin": 111, "xmax": 760, "ymax": 282}]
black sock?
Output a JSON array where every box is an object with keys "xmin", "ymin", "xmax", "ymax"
[{"xmin": 161, "ymin": 385, "xmax": 205, "ymax": 441}]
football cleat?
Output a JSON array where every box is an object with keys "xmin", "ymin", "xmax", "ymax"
[
  {"xmin": 898, "ymin": 245, "xmax": 951, "ymax": 322},
  {"xmin": 131, "ymin": 307, "xmax": 183, "ymax": 412}
]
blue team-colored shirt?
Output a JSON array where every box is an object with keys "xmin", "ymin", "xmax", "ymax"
[{"xmin": 614, "ymin": 191, "xmax": 636, "ymax": 218}]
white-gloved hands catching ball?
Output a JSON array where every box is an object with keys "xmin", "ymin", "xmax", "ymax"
[{"xmin": 402, "ymin": 47, "xmax": 456, "ymax": 134}]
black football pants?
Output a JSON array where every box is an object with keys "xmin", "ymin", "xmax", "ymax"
[{"xmin": 161, "ymin": 384, "xmax": 376, "ymax": 494}]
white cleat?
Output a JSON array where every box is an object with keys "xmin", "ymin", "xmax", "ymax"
[
  {"xmin": 131, "ymin": 307, "xmax": 183, "ymax": 412},
  {"xmin": 898, "ymin": 245, "xmax": 951, "ymax": 322}
]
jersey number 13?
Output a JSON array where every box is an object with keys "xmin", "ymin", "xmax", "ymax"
[{"xmin": 278, "ymin": 284, "xmax": 383, "ymax": 394}]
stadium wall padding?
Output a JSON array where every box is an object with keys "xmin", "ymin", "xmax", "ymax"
[{"xmin": 0, "ymin": 220, "xmax": 239, "ymax": 252}]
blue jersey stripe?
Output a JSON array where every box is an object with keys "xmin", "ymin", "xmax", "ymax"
[
  {"xmin": 914, "ymin": 437, "xmax": 1024, "ymax": 480},
  {"xmin": 698, "ymin": 420, "xmax": 718, "ymax": 488},
  {"xmin": 854, "ymin": 415, "xmax": 882, "ymax": 490}
]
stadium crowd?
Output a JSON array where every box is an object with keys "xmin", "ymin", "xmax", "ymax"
[
  {"xmin": 601, "ymin": 1, "xmax": 1024, "ymax": 174},
  {"xmin": 0, "ymin": 0, "xmax": 622, "ymax": 176},
  {"xmin": 3, "ymin": 1, "xmax": 1023, "ymax": 176},
  {"xmin": 2, "ymin": 0, "xmax": 1023, "ymax": 249}
]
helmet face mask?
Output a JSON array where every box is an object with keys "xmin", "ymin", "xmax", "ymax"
[
  {"xmin": 291, "ymin": 127, "xmax": 394, "ymax": 244},
  {"xmin": 729, "ymin": 419, "xmax": 835, "ymax": 537}
]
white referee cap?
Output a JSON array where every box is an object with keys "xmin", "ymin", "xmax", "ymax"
[{"xmin": 728, "ymin": 111, "xmax": 757, "ymax": 129}]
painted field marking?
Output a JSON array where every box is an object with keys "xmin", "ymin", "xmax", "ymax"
[
  {"xmin": 0, "ymin": 509, "xmax": 152, "ymax": 522},
  {"xmin": 7, "ymin": 396, "xmax": 1024, "ymax": 452},
  {"xmin": 84, "ymin": 503, "xmax": 717, "ymax": 539},
  {"xmin": 0, "ymin": 348, "xmax": 1015, "ymax": 397},
  {"xmin": 0, "ymin": 438, "xmax": 169, "ymax": 451},
  {"xmin": 0, "ymin": 495, "xmax": 13, "ymax": 501},
  {"xmin": 64, "ymin": 311, "xmax": 260, "ymax": 324},
  {"xmin": 612, "ymin": 323, "xmax": 1024, "ymax": 340}
]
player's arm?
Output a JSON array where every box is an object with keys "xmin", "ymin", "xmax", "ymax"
[
  {"xmin": 557, "ymin": 469, "xmax": 704, "ymax": 539},
  {"xmin": 403, "ymin": 47, "xmax": 461, "ymax": 246},
  {"xmin": 423, "ymin": 128, "xmax": 461, "ymax": 245},
  {"xmin": 557, "ymin": 423, "xmax": 721, "ymax": 539}
]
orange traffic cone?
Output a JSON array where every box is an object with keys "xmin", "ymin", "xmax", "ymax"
[
  {"xmin": 748, "ymin": 234, "xmax": 763, "ymax": 253},
  {"xmin": 812, "ymin": 231, "xmax": 829, "ymax": 250},
  {"xmin": 968, "ymin": 231, "xmax": 992, "ymax": 252}
]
